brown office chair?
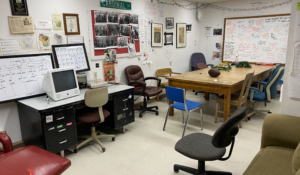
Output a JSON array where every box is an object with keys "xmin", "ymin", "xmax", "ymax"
[
  {"xmin": 125, "ymin": 65, "xmax": 162, "ymax": 118},
  {"xmin": 74, "ymin": 87, "xmax": 115, "ymax": 153},
  {"xmin": 215, "ymin": 72, "xmax": 254, "ymax": 128},
  {"xmin": 156, "ymin": 68, "xmax": 181, "ymax": 101}
]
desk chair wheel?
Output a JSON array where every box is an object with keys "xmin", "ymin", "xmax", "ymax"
[
  {"xmin": 74, "ymin": 149, "xmax": 77, "ymax": 153},
  {"xmin": 112, "ymin": 137, "xmax": 115, "ymax": 141},
  {"xmin": 102, "ymin": 148, "xmax": 105, "ymax": 152},
  {"xmin": 155, "ymin": 106, "xmax": 159, "ymax": 110},
  {"xmin": 155, "ymin": 112, "xmax": 159, "ymax": 115},
  {"xmin": 139, "ymin": 114, "xmax": 143, "ymax": 118},
  {"xmin": 268, "ymin": 112, "xmax": 272, "ymax": 114}
]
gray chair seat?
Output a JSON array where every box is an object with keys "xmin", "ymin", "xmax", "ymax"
[{"xmin": 175, "ymin": 133, "xmax": 226, "ymax": 161}]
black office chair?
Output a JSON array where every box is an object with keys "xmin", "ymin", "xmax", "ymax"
[{"xmin": 174, "ymin": 107, "xmax": 247, "ymax": 175}]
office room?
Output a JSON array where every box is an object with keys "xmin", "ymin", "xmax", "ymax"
[{"xmin": 0, "ymin": 0, "xmax": 300, "ymax": 174}]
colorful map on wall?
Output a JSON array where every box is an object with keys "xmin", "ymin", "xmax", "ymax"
[
  {"xmin": 223, "ymin": 15, "xmax": 290, "ymax": 64},
  {"xmin": 36, "ymin": 33, "xmax": 51, "ymax": 51}
]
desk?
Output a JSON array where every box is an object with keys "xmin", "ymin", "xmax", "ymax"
[
  {"xmin": 17, "ymin": 85, "xmax": 134, "ymax": 154},
  {"xmin": 167, "ymin": 65, "xmax": 273, "ymax": 121}
]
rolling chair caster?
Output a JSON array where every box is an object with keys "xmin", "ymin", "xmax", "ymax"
[
  {"xmin": 156, "ymin": 112, "xmax": 159, "ymax": 115},
  {"xmin": 112, "ymin": 137, "xmax": 115, "ymax": 141},
  {"xmin": 102, "ymin": 148, "xmax": 105, "ymax": 152},
  {"xmin": 74, "ymin": 149, "xmax": 77, "ymax": 153}
]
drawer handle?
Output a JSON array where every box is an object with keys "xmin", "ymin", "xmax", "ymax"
[
  {"xmin": 123, "ymin": 108, "xmax": 128, "ymax": 111},
  {"xmin": 56, "ymin": 117, "xmax": 65, "ymax": 120},
  {"xmin": 59, "ymin": 140, "xmax": 67, "ymax": 144},
  {"xmin": 58, "ymin": 128, "xmax": 66, "ymax": 132},
  {"xmin": 123, "ymin": 99, "xmax": 128, "ymax": 102}
]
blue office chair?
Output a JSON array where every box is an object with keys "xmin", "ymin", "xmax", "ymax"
[
  {"xmin": 247, "ymin": 67, "xmax": 284, "ymax": 118},
  {"xmin": 163, "ymin": 86, "xmax": 203, "ymax": 138}
]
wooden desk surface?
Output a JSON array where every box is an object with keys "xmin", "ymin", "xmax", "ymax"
[{"xmin": 167, "ymin": 65, "xmax": 274, "ymax": 87}]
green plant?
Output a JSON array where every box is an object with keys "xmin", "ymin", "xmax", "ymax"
[
  {"xmin": 212, "ymin": 64, "xmax": 232, "ymax": 71},
  {"xmin": 236, "ymin": 61, "xmax": 252, "ymax": 68}
]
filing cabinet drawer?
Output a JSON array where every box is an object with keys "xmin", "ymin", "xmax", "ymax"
[
  {"xmin": 47, "ymin": 132, "xmax": 77, "ymax": 153},
  {"xmin": 45, "ymin": 121, "xmax": 76, "ymax": 139}
]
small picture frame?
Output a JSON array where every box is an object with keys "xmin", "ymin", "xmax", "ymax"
[
  {"xmin": 166, "ymin": 17, "xmax": 174, "ymax": 29},
  {"xmin": 176, "ymin": 23, "xmax": 187, "ymax": 48},
  {"xmin": 164, "ymin": 32, "xmax": 173, "ymax": 46},
  {"xmin": 151, "ymin": 23, "xmax": 163, "ymax": 47},
  {"xmin": 9, "ymin": 0, "xmax": 29, "ymax": 16},
  {"xmin": 63, "ymin": 13, "xmax": 81, "ymax": 35}
]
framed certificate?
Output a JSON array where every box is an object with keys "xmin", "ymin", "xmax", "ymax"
[
  {"xmin": 9, "ymin": 0, "xmax": 29, "ymax": 16},
  {"xmin": 63, "ymin": 13, "xmax": 81, "ymax": 35}
]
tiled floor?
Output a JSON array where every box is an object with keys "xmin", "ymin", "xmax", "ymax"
[{"xmin": 63, "ymin": 90, "xmax": 282, "ymax": 175}]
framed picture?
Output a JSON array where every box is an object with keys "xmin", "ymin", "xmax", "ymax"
[
  {"xmin": 9, "ymin": 0, "xmax": 29, "ymax": 16},
  {"xmin": 164, "ymin": 32, "xmax": 173, "ymax": 46},
  {"xmin": 166, "ymin": 18, "xmax": 174, "ymax": 29},
  {"xmin": 151, "ymin": 23, "xmax": 163, "ymax": 47},
  {"xmin": 186, "ymin": 24, "xmax": 192, "ymax": 32},
  {"xmin": 176, "ymin": 23, "xmax": 186, "ymax": 48},
  {"xmin": 63, "ymin": 13, "xmax": 80, "ymax": 35}
]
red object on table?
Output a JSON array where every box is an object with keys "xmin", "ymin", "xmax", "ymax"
[
  {"xmin": 0, "ymin": 133, "xmax": 71, "ymax": 175},
  {"xmin": 255, "ymin": 62, "xmax": 274, "ymax": 66}
]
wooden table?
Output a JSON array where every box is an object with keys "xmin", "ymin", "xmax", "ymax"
[{"xmin": 166, "ymin": 65, "xmax": 273, "ymax": 122}]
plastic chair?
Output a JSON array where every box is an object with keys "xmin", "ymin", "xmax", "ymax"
[{"xmin": 163, "ymin": 86, "xmax": 203, "ymax": 138}]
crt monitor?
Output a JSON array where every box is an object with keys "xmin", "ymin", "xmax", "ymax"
[
  {"xmin": 42, "ymin": 67, "xmax": 80, "ymax": 101},
  {"xmin": 52, "ymin": 43, "xmax": 90, "ymax": 73}
]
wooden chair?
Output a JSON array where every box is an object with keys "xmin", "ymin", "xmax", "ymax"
[
  {"xmin": 215, "ymin": 72, "xmax": 254, "ymax": 128},
  {"xmin": 156, "ymin": 68, "xmax": 181, "ymax": 101}
]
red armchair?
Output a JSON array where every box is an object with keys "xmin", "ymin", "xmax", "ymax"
[{"xmin": 0, "ymin": 133, "xmax": 71, "ymax": 175}]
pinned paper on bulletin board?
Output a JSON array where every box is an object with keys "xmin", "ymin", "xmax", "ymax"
[{"xmin": 103, "ymin": 62, "xmax": 115, "ymax": 81}]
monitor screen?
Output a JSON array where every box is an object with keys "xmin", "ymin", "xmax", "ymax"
[{"xmin": 52, "ymin": 70, "xmax": 77, "ymax": 93}]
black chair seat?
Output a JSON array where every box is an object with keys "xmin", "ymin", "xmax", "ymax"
[{"xmin": 175, "ymin": 133, "xmax": 226, "ymax": 161}]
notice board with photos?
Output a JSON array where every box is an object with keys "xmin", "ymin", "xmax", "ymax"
[
  {"xmin": 88, "ymin": 7, "xmax": 141, "ymax": 60},
  {"xmin": 222, "ymin": 14, "xmax": 290, "ymax": 64}
]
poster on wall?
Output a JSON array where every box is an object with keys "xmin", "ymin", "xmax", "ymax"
[
  {"xmin": 213, "ymin": 28, "xmax": 223, "ymax": 36},
  {"xmin": 151, "ymin": 23, "xmax": 163, "ymax": 47},
  {"xmin": 8, "ymin": 16, "xmax": 34, "ymax": 34},
  {"xmin": 36, "ymin": 32, "xmax": 51, "ymax": 51},
  {"xmin": 19, "ymin": 34, "xmax": 37, "ymax": 52},
  {"xmin": 176, "ymin": 23, "xmax": 186, "ymax": 48},
  {"xmin": 50, "ymin": 32, "xmax": 66, "ymax": 45},
  {"xmin": 52, "ymin": 14, "xmax": 63, "ymax": 31},
  {"xmin": 103, "ymin": 63, "xmax": 116, "ymax": 81}
]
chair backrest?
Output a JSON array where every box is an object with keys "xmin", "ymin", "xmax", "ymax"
[
  {"xmin": 157, "ymin": 68, "xmax": 172, "ymax": 77},
  {"xmin": 265, "ymin": 67, "xmax": 284, "ymax": 101},
  {"xmin": 238, "ymin": 72, "xmax": 254, "ymax": 106},
  {"xmin": 124, "ymin": 65, "xmax": 145, "ymax": 85},
  {"xmin": 267, "ymin": 67, "xmax": 277, "ymax": 81},
  {"xmin": 212, "ymin": 107, "xmax": 247, "ymax": 148},
  {"xmin": 191, "ymin": 53, "xmax": 207, "ymax": 71},
  {"xmin": 84, "ymin": 87, "xmax": 109, "ymax": 122},
  {"xmin": 165, "ymin": 86, "xmax": 186, "ymax": 110}
]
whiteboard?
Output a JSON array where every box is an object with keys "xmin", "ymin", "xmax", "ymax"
[
  {"xmin": 223, "ymin": 14, "xmax": 290, "ymax": 64},
  {"xmin": 52, "ymin": 44, "xmax": 90, "ymax": 72},
  {"xmin": 0, "ymin": 53, "xmax": 54, "ymax": 104}
]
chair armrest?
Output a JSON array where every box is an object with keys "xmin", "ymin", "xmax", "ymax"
[
  {"xmin": 261, "ymin": 114, "xmax": 300, "ymax": 149},
  {"xmin": 172, "ymin": 72, "xmax": 181, "ymax": 75},
  {"xmin": 249, "ymin": 87, "xmax": 260, "ymax": 93},
  {"xmin": 0, "ymin": 133, "xmax": 13, "ymax": 153},
  {"xmin": 255, "ymin": 81, "xmax": 267, "ymax": 86},
  {"xmin": 207, "ymin": 64, "xmax": 214, "ymax": 67},
  {"xmin": 145, "ymin": 77, "xmax": 161, "ymax": 87}
]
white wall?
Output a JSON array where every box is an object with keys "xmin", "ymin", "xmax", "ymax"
[
  {"xmin": 281, "ymin": 0, "xmax": 300, "ymax": 117},
  {"xmin": 0, "ymin": 0, "xmax": 201, "ymax": 142},
  {"xmin": 198, "ymin": 0, "xmax": 291, "ymax": 66}
]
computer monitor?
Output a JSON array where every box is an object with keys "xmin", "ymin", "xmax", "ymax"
[
  {"xmin": 52, "ymin": 43, "xmax": 90, "ymax": 73},
  {"xmin": 42, "ymin": 67, "xmax": 80, "ymax": 101}
]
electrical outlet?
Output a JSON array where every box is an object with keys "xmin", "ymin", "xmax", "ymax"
[
  {"xmin": 0, "ymin": 130, "xmax": 6, "ymax": 134},
  {"xmin": 93, "ymin": 72, "xmax": 97, "ymax": 79}
]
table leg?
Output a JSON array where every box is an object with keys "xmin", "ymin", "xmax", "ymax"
[
  {"xmin": 223, "ymin": 89, "xmax": 231, "ymax": 122},
  {"xmin": 205, "ymin": 92, "xmax": 210, "ymax": 100}
]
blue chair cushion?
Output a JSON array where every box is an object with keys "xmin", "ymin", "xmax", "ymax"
[
  {"xmin": 248, "ymin": 91, "xmax": 266, "ymax": 102},
  {"xmin": 171, "ymin": 100, "xmax": 202, "ymax": 111}
]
